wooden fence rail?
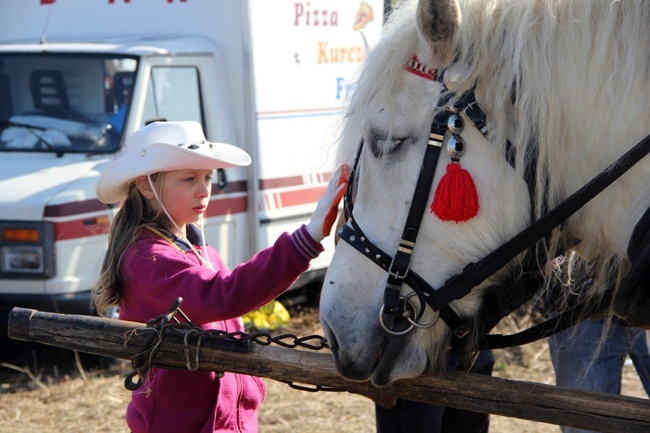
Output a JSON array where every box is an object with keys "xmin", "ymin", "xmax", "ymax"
[{"xmin": 7, "ymin": 307, "xmax": 650, "ymax": 432}]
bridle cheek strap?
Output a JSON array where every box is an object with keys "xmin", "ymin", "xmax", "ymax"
[
  {"xmin": 384, "ymin": 121, "xmax": 444, "ymax": 316},
  {"xmin": 339, "ymin": 114, "xmax": 472, "ymax": 338},
  {"xmin": 337, "ymin": 57, "xmax": 476, "ymax": 338}
]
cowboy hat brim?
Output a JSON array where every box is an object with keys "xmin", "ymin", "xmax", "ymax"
[{"xmin": 96, "ymin": 140, "xmax": 251, "ymax": 204}]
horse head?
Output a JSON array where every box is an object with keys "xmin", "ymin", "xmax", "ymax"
[{"xmin": 320, "ymin": 0, "xmax": 650, "ymax": 386}]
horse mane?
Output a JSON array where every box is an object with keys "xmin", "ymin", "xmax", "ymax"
[
  {"xmin": 340, "ymin": 0, "xmax": 650, "ymax": 310},
  {"xmin": 455, "ymin": 0, "xmax": 650, "ymax": 305},
  {"xmin": 455, "ymin": 0, "xmax": 650, "ymax": 211}
]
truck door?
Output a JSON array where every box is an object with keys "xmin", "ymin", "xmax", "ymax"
[{"xmin": 134, "ymin": 56, "xmax": 248, "ymax": 270}]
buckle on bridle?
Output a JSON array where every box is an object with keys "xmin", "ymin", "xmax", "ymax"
[
  {"xmin": 462, "ymin": 100, "xmax": 488, "ymax": 137},
  {"xmin": 388, "ymin": 255, "xmax": 411, "ymax": 279}
]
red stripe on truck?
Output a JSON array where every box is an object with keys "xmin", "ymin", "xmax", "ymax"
[
  {"xmin": 278, "ymin": 186, "xmax": 326, "ymax": 207},
  {"xmin": 46, "ymin": 175, "xmax": 331, "ymax": 240},
  {"xmin": 44, "ymin": 199, "xmax": 109, "ymax": 217},
  {"xmin": 52, "ymin": 195, "xmax": 250, "ymax": 241}
]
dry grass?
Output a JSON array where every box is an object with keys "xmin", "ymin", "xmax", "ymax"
[{"xmin": 1, "ymin": 306, "xmax": 647, "ymax": 433}]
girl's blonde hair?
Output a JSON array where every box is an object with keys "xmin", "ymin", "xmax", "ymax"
[{"xmin": 92, "ymin": 174, "xmax": 167, "ymax": 317}]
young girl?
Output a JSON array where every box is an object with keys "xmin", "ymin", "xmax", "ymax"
[{"xmin": 92, "ymin": 121, "xmax": 346, "ymax": 433}]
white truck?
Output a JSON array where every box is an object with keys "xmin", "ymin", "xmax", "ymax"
[{"xmin": 0, "ymin": 0, "xmax": 384, "ymax": 334}]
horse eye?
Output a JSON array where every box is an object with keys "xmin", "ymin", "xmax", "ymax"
[{"xmin": 368, "ymin": 129, "xmax": 410, "ymax": 158}]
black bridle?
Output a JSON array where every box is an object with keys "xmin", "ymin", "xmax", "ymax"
[
  {"xmin": 339, "ymin": 91, "xmax": 475, "ymax": 338},
  {"xmin": 337, "ymin": 57, "xmax": 650, "ymax": 347}
]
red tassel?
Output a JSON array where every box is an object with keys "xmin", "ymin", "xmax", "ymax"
[{"xmin": 431, "ymin": 162, "xmax": 479, "ymax": 223}]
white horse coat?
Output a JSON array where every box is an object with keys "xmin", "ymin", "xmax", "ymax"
[{"xmin": 320, "ymin": 0, "xmax": 650, "ymax": 386}]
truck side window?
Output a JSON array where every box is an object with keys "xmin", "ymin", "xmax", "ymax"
[{"xmin": 142, "ymin": 66, "xmax": 203, "ymax": 126}]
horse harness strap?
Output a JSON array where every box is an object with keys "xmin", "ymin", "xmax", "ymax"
[
  {"xmin": 440, "ymin": 132, "xmax": 650, "ymax": 303},
  {"xmin": 444, "ymin": 126, "xmax": 650, "ymax": 350},
  {"xmin": 338, "ymin": 225, "xmax": 469, "ymax": 337},
  {"xmin": 340, "ymin": 75, "xmax": 475, "ymax": 337},
  {"xmin": 384, "ymin": 121, "xmax": 444, "ymax": 314},
  {"xmin": 339, "ymin": 55, "xmax": 650, "ymax": 346},
  {"xmin": 339, "ymin": 60, "xmax": 517, "ymax": 338},
  {"xmin": 478, "ymin": 303, "xmax": 584, "ymax": 350}
]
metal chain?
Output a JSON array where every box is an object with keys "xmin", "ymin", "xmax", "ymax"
[
  {"xmin": 162, "ymin": 322, "xmax": 331, "ymax": 351},
  {"xmin": 124, "ymin": 299, "xmax": 337, "ymax": 392},
  {"xmin": 163, "ymin": 323, "xmax": 342, "ymax": 392}
]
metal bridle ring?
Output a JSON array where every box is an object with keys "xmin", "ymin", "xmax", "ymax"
[
  {"xmin": 378, "ymin": 304, "xmax": 415, "ymax": 336},
  {"xmin": 403, "ymin": 292, "xmax": 439, "ymax": 329}
]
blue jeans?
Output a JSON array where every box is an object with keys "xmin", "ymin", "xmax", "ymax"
[{"xmin": 549, "ymin": 318, "xmax": 650, "ymax": 433}]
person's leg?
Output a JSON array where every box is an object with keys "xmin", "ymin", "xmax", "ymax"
[
  {"xmin": 375, "ymin": 399, "xmax": 444, "ymax": 433},
  {"xmin": 440, "ymin": 350, "xmax": 494, "ymax": 433},
  {"xmin": 626, "ymin": 325, "xmax": 650, "ymax": 396},
  {"xmin": 375, "ymin": 350, "xmax": 494, "ymax": 433},
  {"xmin": 549, "ymin": 319, "xmax": 627, "ymax": 433}
]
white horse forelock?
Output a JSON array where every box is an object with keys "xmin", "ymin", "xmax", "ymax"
[
  {"xmin": 338, "ymin": 1, "xmax": 420, "ymax": 163},
  {"xmin": 339, "ymin": 0, "xmax": 650, "ymax": 305}
]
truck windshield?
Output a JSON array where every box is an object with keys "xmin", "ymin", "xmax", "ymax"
[{"xmin": 0, "ymin": 54, "xmax": 137, "ymax": 154}]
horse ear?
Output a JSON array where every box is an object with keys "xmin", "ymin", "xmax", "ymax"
[{"xmin": 416, "ymin": 0, "xmax": 461, "ymax": 64}]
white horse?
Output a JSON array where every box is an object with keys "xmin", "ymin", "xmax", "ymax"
[{"xmin": 320, "ymin": 0, "xmax": 650, "ymax": 386}]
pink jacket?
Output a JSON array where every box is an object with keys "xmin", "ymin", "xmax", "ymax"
[{"xmin": 118, "ymin": 225, "xmax": 323, "ymax": 433}]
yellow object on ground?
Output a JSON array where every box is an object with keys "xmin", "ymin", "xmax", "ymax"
[{"xmin": 242, "ymin": 300, "xmax": 291, "ymax": 331}]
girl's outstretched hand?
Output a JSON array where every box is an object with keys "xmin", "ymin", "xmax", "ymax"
[{"xmin": 306, "ymin": 165, "xmax": 349, "ymax": 242}]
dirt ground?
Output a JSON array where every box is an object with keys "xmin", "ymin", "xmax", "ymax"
[{"xmin": 1, "ymin": 306, "xmax": 647, "ymax": 433}]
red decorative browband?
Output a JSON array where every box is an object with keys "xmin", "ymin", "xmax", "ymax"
[{"xmin": 405, "ymin": 55, "xmax": 439, "ymax": 81}]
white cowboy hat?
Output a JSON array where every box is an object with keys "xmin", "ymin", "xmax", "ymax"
[{"xmin": 96, "ymin": 121, "xmax": 251, "ymax": 203}]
